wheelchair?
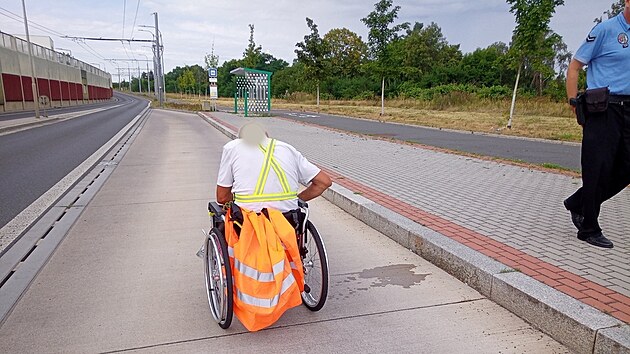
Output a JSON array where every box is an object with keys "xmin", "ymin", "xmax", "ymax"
[{"xmin": 201, "ymin": 200, "xmax": 329, "ymax": 329}]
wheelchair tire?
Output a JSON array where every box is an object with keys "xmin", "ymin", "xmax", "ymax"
[
  {"xmin": 204, "ymin": 227, "xmax": 233, "ymax": 329},
  {"xmin": 301, "ymin": 221, "xmax": 329, "ymax": 311}
]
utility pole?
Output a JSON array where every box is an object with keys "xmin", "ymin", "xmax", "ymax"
[
  {"xmin": 116, "ymin": 67, "xmax": 121, "ymax": 90},
  {"xmin": 154, "ymin": 55, "xmax": 159, "ymax": 97},
  {"xmin": 137, "ymin": 61, "xmax": 142, "ymax": 93},
  {"xmin": 139, "ymin": 53, "xmax": 151, "ymax": 95},
  {"xmin": 146, "ymin": 61, "xmax": 151, "ymax": 95},
  {"xmin": 154, "ymin": 12, "xmax": 163, "ymax": 107},
  {"xmin": 21, "ymin": 0, "xmax": 40, "ymax": 118},
  {"xmin": 128, "ymin": 65, "xmax": 131, "ymax": 92}
]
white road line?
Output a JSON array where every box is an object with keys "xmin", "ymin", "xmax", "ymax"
[{"xmin": 0, "ymin": 102, "xmax": 151, "ymax": 254}]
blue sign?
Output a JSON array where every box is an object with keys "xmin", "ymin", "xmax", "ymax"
[{"xmin": 208, "ymin": 68, "xmax": 218, "ymax": 78}]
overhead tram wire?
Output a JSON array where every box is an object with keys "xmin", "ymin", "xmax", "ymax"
[
  {"xmin": 130, "ymin": 0, "xmax": 141, "ymax": 39},
  {"xmin": 0, "ymin": 6, "xmax": 65, "ymax": 37}
]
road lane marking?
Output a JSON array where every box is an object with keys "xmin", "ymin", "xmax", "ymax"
[{"xmin": 285, "ymin": 112, "xmax": 320, "ymax": 118}]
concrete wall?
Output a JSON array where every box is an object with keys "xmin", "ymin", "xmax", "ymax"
[{"xmin": 0, "ymin": 32, "xmax": 113, "ymax": 113}]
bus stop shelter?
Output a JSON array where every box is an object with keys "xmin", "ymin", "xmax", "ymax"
[{"xmin": 230, "ymin": 67, "xmax": 272, "ymax": 116}]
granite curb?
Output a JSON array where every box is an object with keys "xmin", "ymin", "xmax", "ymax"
[{"xmin": 198, "ymin": 111, "xmax": 630, "ymax": 354}]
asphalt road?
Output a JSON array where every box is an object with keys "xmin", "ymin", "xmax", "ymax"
[
  {"xmin": 0, "ymin": 92, "xmax": 148, "ymax": 228},
  {"xmin": 272, "ymin": 109, "xmax": 582, "ymax": 171}
]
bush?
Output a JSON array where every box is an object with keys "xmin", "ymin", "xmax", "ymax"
[
  {"xmin": 397, "ymin": 83, "xmax": 482, "ymax": 100},
  {"xmin": 543, "ymin": 80, "xmax": 568, "ymax": 102},
  {"xmin": 477, "ymin": 86, "xmax": 511, "ymax": 99},
  {"xmin": 284, "ymin": 92, "xmax": 315, "ymax": 103},
  {"xmin": 354, "ymin": 91, "xmax": 376, "ymax": 100}
]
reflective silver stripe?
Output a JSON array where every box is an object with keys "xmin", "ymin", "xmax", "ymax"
[
  {"xmin": 228, "ymin": 246, "xmax": 234, "ymax": 257},
  {"xmin": 235, "ymin": 273, "xmax": 297, "ymax": 308},
  {"xmin": 290, "ymin": 262, "xmax": 298, "ymax": 270},
  {"xmin": 233, "ymin": 258, "xmax": 285, "ymax": 283}
]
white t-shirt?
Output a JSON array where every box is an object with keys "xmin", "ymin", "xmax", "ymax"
[{"xmin": 217, "ymin": 138, "xmax": 321, "ymax": 212}]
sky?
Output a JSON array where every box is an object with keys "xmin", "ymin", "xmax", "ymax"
[{"xmin": 0, "ymin": 0, "xmax": 618, "ymax": 79}]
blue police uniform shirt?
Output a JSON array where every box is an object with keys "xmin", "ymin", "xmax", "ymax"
[{"xmin": 574, "ymin": 13, "xmax": 630, "ymax": 95}]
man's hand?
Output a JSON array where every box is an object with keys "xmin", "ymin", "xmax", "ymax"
[{"xmin": 298, "ymin": 171, "xmax": 333, "ymax": 202}]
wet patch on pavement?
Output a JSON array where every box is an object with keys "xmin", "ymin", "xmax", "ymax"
[{"xmin": 329, "ymin": 264, "xmax": 431, "ymax": 300}]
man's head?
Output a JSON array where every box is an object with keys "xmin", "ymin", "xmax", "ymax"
[
  {"xmin": 238, "ymin": 121, "xmax": 269, "ymax": 146},
  {"xmin": 625, "ymin": 0, "xmax": 630, "ymax": 23}
]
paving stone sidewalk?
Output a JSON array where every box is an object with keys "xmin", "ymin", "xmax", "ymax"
[{"xmin": 202, "ymin": 111, "xmax": 630, "ymax": 324}]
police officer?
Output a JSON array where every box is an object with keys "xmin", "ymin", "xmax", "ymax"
[{"xmin": 564, "ymin": 0, "xmax": 630, "ymax": 249}]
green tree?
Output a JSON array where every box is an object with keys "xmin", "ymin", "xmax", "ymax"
[
  {"xmin": 459, "ymin": 42, "xmax": 511, "ymax": 87},
  {"xmin": 595, "ymin": 0, "xmax": 625, "ymax": 23},
  {"xmin": 271, "ymin": 62, "xmax": 309, "ymax": 98},
  {"xmin": 324, "ymin": 28, "xmax": 367, "ymax": 78},
  {"xmin": 177, "ymin": 69, "xmax": 195, "ymax": 94},
  {"xmin": 506, "ymin": 0, "xmax": 565, "ymax": 128},
  {"xmin": 217, "ymin": 58, "xmax": 243, "ymax": 97},
  {"xmin": 204, "ymin": 42, "xmax": 219, "ymax": 70},
  {"xmin": 390, "ymin": 22, "xmax": 462, "ymax": 85},
  {"xmin": 165, "ymin": 66, "xmax": 188, "ymax": 93},
  {"xmin": 295, "ymin": 17, "xmax": 329, "ymax": 109},
  {"xmin": 361, "ymin": 0, "xmax": 409, "ymax": 115},
  {"xmin": 258, "ymin": 53, "xmax": 289, "ymax": 73},
  {"xmin": 243, "ymin": 24, "xmax": 263, "ymax": 68}
]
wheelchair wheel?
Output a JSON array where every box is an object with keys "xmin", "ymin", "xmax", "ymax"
[
  {"xmin": 204, "ymin": 227, "xmax": 233, "ymax": 329},
  {"xmin": 301, "ymin": 221, "xmax": 329, "ymax": 311}
]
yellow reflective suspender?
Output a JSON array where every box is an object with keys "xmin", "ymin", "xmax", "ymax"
[{"xmin": 234, "ymin": 139, "xmax": 298, "ymax": 203}]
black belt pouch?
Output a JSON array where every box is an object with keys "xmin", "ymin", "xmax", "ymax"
[{"xmin": 584, "ymin": 87, "xmax": 609, "ymax": 113}]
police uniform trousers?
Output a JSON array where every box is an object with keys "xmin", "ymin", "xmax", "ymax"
[{"xmin": 565, "ymin": 95, "xmax": 630, "ymax": 236}]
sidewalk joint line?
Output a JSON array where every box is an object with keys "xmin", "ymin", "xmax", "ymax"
[{"xmin": 101, "ymin": 298, "xmax": 486, "ymax": 353}]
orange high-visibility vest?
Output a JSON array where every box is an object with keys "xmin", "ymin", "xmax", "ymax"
[{"xmin": 224, "ymin": 139, "xmax": 305, "ymax": 332}]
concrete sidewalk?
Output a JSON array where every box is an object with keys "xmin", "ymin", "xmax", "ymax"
[{"xmin": 0, "ymin": 109, "xmax": 565, "ymax": 353}]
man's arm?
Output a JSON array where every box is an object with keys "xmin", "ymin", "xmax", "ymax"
[
  {"xmin": 297, "ymin": 171, "xmax": 332, "ymax": 202},
  {"xmin": 566, "ymin": 59, "xmax": 585, "ymax": 120},
  {"xmin": 216, "ymin": 186, "xmax": 233, "ymax": 205}
]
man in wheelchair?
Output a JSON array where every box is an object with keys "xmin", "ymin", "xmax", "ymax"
[
  {"xmin": 213, "ymin": 121, "xmax": 331, "ymax": 331},
  {"xmin": 216, "ymin": 122, "xmax": 331, "ymax": 215}
]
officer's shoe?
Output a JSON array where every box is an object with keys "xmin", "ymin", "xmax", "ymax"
[
  {"xmin": 563, "ymin": 200, "xmax": 584, "ymax": 231},
  {"xmin": 577, "ymin": 231, "xmax": 614, "ymax": 249}
]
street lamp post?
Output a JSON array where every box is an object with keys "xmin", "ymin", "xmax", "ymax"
[
  {"xmin": 138, "ymin": 30, "xmax": 158, "ymax": 99},
  {"xmin": 21, "ymin": 0, "xmax": 40, "ymax": 118},
  {"xmin": 140, "ymin": 16, "xmax": 164, "ymax": 107},
  {"xmin": 138, "ymin": 53, "xmax": 151, "ymax": 95}
]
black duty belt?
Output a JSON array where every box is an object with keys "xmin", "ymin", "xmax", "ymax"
[{"xmin": 609, "ymin": 95, "xmax": 630, "ymax": 104}]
